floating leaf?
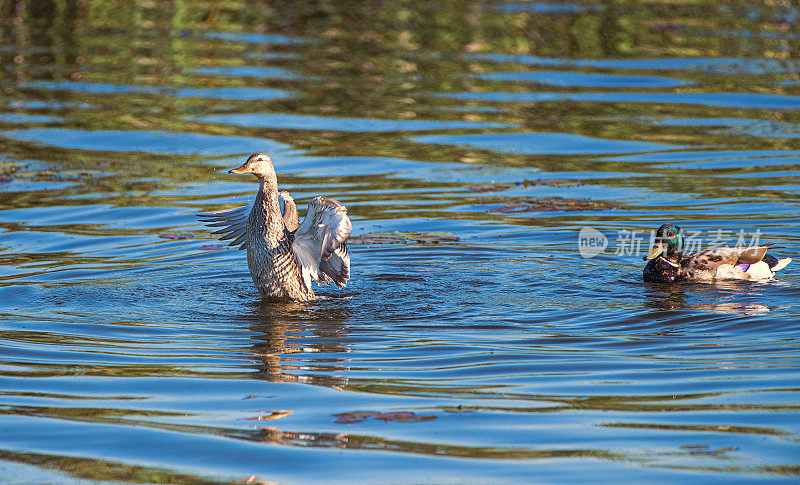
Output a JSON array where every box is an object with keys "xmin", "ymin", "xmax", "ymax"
[
  {"xmin": 689, "ymin": 446, "xmax": 739, "ymax": 455},
  {"xmin": 522, "ymin": 178, "xmax": 582, "ymax": 188},
  {"xmin": 334, "ymin": 410, "xmax": 436, "ymax": 424},
  {"xmin": 374, "ymin": 411, "xmax": 437, "ymax": 422},
  {"xmin": 199, "ymin": 244, "xmax": 224, "ymax": 250},
  {"xmin": 246, "ymin": 410, "xmax": 293, "ymax": 421},
  {"xmin": 334, "ymin": 411, "xmax": 378, "ymax": 424},
  {"xmin": 159, "ymin": 234, "xmax": 194, "ymax": 240},
  {"xmin": 235, "ymin": 476, "xmax": 277, "ymax": 485},
  {"xmin": 468, "ymin": 178, "xmax": 582, "ymax": 192},
  {"xmin": 468, "ymin": 182, "xmax": 519, "ymax": 193},
  {"xmin": 349, "ymin": 231, "xmax": 459, "ymax": 245},
  {"xmin": 494, "ymin": 196, "xmax": 618, "ymax": 213}
]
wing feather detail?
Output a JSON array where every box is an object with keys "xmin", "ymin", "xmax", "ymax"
[{"xmin": 199, "ymin": 206, "xmax": 249, "ymax": 250}]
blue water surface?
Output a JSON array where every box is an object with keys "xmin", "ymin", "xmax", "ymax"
[{"xmin": 0, "ymin": 1, "xmax": 798, "ymax": 484}]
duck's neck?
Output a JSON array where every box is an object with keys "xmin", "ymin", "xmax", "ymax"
[
  {"xmin": 659, "ymin": 254, "xmax": 681, "ymax": 267},
  {"xmin": 663, "ymin": 248, "xmax": 683, "ymax": 265},
  {"xmin": 254, "ymin": 175, "xmax": 284, "ymax": 245}
]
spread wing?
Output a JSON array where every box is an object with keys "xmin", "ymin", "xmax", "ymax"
[
  {"xmin": 199, "ymin": 193, "xmax": 296, "ymax": 249},
  {"xmin": 291, "ymin": 196, "xmax": 352, "ymax": 290},
  {"xmin": 198, "ymin": 205, "xmax": 249, "ymax": 250}
]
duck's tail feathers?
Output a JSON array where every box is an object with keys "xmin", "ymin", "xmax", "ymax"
[{"xmin": 765, "ymin": 255, "xmax": 792, "ymax": 272}]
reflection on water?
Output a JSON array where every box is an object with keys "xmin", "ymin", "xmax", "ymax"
[
  {"xmin": 1, "ymin": 0, "xmax": 799, "ymax": 483},
  {"xmin": 246, "ymin": 299, "xmax": 352, "ymax": 388}
]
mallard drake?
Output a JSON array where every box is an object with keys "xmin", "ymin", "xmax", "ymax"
[
  {"xmin": 643, "ymin": 223, "xmax": 791, "ymax": 283},
  {"xmin": 200, "ymin": 153, "xmax": 351, "ymax": 301}
]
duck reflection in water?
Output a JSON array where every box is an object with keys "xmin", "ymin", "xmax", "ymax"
[
  {"xmin": 243, "ymin": 298, "xmax": 353, "ymax": 389},
  {"xmin": 644, "ymin": 280, "xmax": 773, "ymax": 315}
]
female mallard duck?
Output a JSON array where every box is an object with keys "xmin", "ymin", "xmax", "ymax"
[
  {"xmin": 200, "ymin": 153, "xmax": 351, "ymax": 301},
  {"xmin": 643, "ymin": 223, "xmax": 791, "ymax": 283}
]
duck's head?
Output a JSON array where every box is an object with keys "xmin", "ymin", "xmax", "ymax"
[
  {"xmin": 229, "ymin": 152, "xmax": 275, "ymax": 178},
  {"xmin": 643, "ymin": 222, "xmax": 684, "ymax": 261}
]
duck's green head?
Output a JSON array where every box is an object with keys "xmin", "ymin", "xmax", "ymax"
[{"xmin": 643, "ymin": 223, "xmax": 683, "ymax": 261}]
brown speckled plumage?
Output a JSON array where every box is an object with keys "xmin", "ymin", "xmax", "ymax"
[
  {"xmin": 200, "ymin": 153, "xmax": 352, "ymax": 301},
  {"xmin": 245, "ymin": 185, "xmax": 312, "ymax": 300}
]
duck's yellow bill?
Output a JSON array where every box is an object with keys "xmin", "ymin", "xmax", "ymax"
[
  {"xmin": 228, "ymin": 163, "xmax": 251, "ymax": 174},
  {"xmin": 643, "ymin": 242, "xmax": 664, "ymax": 261}
]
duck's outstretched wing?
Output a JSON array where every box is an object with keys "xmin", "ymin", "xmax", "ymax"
[
  {"xmin": 199, "ymin": 193, "xmax": 297, "ymax": 250},
  {"xmin": 199, "ymin": 205, "xmax": 250, "ymax": 250},
  {"xmin": 291, "ymin": 196, "xmax": 352, "ymax": 290}
]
